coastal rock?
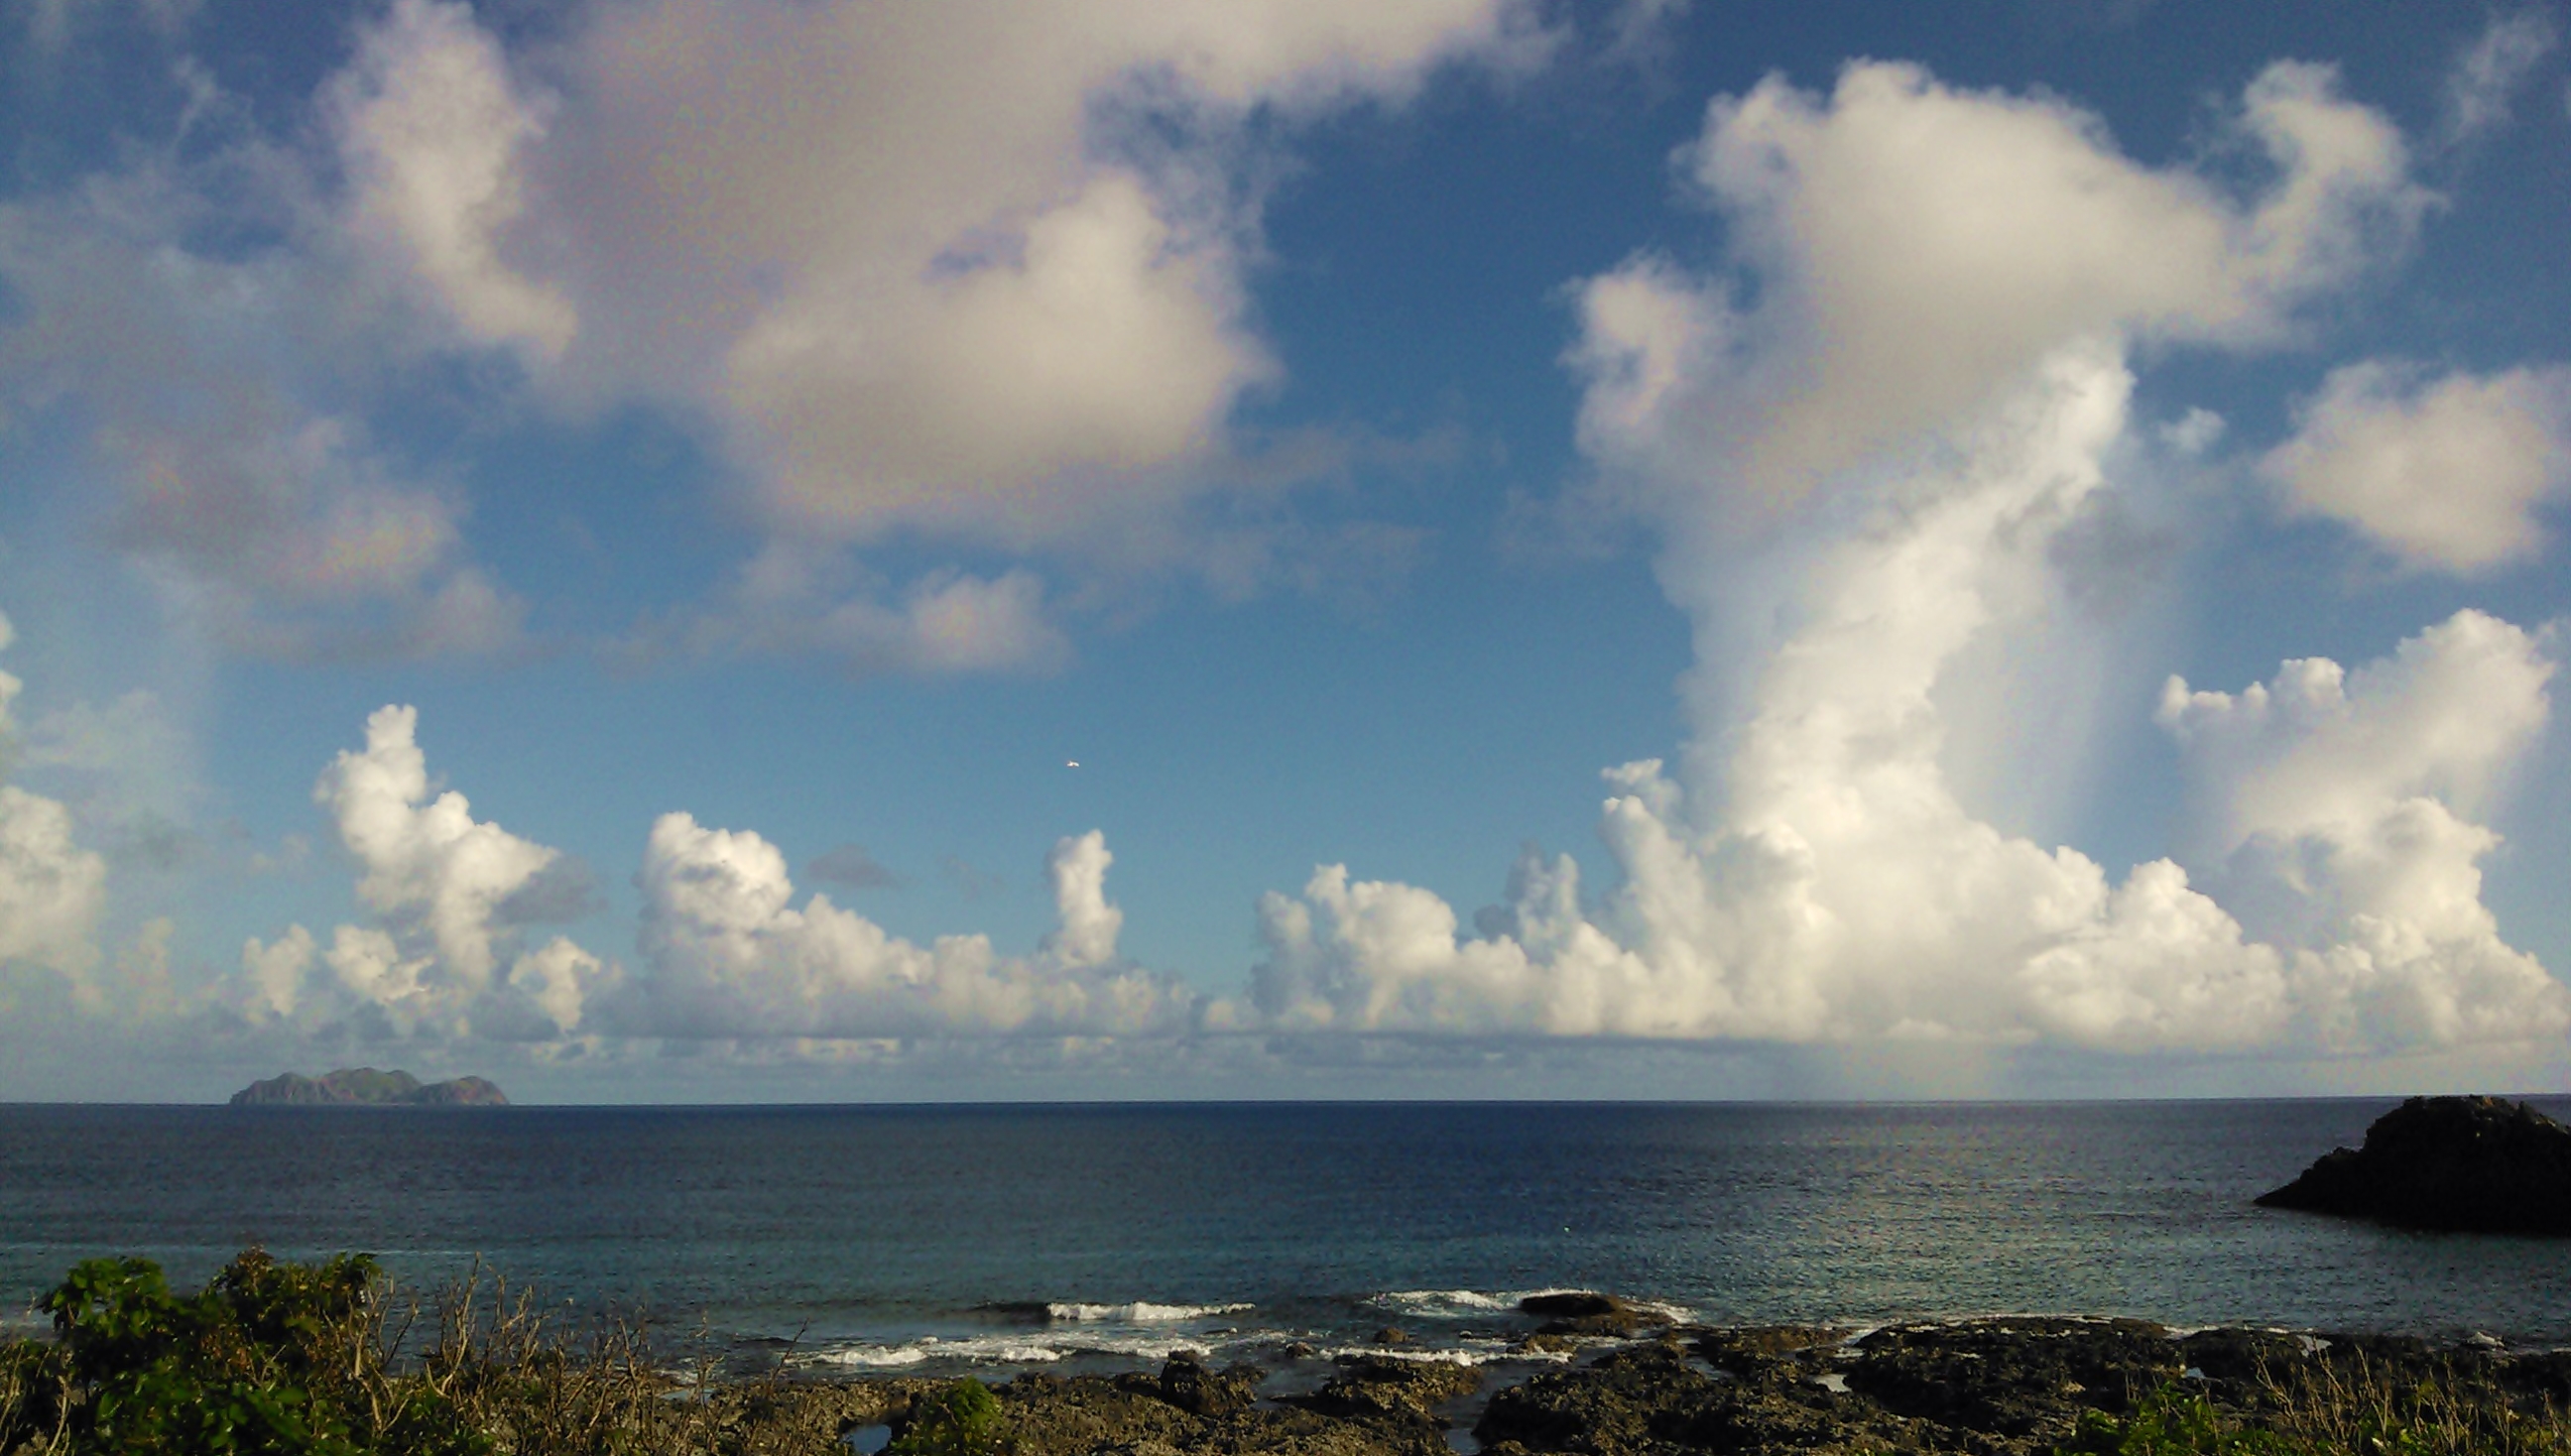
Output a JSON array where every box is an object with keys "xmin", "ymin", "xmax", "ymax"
[
  {"xmin": 229, "ymin": 1068, "xmax": 509, "ymax": 1107},
  {"xmin": 2256, "ymin": 1095, "xmax": 2571, "ymax": 1233},
  {"xmin": 1696, "ymin": 1325, "xmax": 1845, "ymax": 1380},
  {"xmin": 797, "ymin": 1326, "xmax": 2562, "ymax": 1456},
  {"xmin": 1294, "ymin": 1356, "xmax": 1479, "ymax": 1423},
  {"xmin": 1002, "ymin": 1368, "xmax": 1446, "ymax": 1456},
  {"xmin": 1518, "ymin": 1291, "xmax": 1665, "ymax": 1337},
  {"xmin": 1159, "ymin": 1353, "xmax": 1263, "ymax": 1415},
  {"xmin": 1845, "ymin": 1317, "xmax": 2180, "ymax": 1435},
  {"xmin": 1477, "ymin": 1340, "xmax": 1901, "ymax": 1456}
]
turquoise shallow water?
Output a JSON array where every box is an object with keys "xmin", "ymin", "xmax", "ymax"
[{"xmin": 2, "ymin": 1100, "xmax": 2566, "ymax": 1371}]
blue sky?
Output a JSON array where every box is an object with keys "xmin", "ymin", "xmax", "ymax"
[{"xmin": 0, "ymin": 0, "xmax": 2566, "ymax": 1102}]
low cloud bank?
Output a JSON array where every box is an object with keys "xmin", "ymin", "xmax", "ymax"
[{"xmin": 236, "ymin": 707, "xmax": 1190, "ymax": 1047}]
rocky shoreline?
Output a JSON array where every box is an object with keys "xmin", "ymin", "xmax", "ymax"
[{"xmin": 690, "ymin": 1312, "xmax": 2571, "ymax": 1456}]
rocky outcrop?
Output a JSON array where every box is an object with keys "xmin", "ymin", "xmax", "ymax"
[
  {"xmin": 737, "ymin": 1321, "xmax": 2571, "ymax": 1456},
  {"xmin": 1518, "ymin": 1291, "xmax": 1669, "ymax": 1338},
  {"xmin": 1290, "ymin": 1356, "xmax": 1479, "ymax": 1424},
  {"xmin": 228, "ymin": 1068, "xmax": 510, "ymax": 1107},
  {"xmin": 1158, "ymin": 1353, "xmax": 1264, "ymax": 1416},
  {"xmin": 1843, "ymin": 1317, "xmax": 2180, "ymax": 1434},
  {"xmin": 2256, "ymin": 1095, "xmax": 2571, "ymax": 1233},
  {"xmin": 1002, "ymin": 1360, "xmax": 1453, "ymax": 1456}
]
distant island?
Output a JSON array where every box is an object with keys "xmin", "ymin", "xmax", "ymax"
[{"xmin": 228, "ymin": 1068, "xmax": 509, "ymax": 1107}]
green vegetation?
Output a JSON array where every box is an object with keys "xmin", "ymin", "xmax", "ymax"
[
  {"xmin": 2062, "ymin": 1360, "xmax": 2571, "ymax": 1456},
  {"xmin": 2063, "ymin": 1387, "xmax": 2292, "ymax": 1456},
  {"xmin": 0, "ymin": 1249, "xmax": 849, "ymax": 1456},
  {"xmin": 885, "ymin": 1381, "xmax": 1006, "ymax": 1456}
]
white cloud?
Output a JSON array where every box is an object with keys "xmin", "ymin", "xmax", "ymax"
[
  {"xmin": 241, "ymin": 704, "xmax": 613, "ymax": 1038},
  {"xmin": 2445, "ymin": 9, "xmax": 2560, "ymax": 144},
  {"xmin": 512, "ymin": 0, "xmax": 1546, "ymax": 548},
  {"xmin": 634, "ymin": 814, "xmax": 1190, "ymax": 1039},
  {"xmin": 6, "ymin": 0, "xmax": 1553, "ymax": 674},
  {"xmin": 1250, "ymin": 56, "xmax": 2564, "ymax": 1069},
  {"xmin": 2158, "ymin": 612, "xmax": 2559, "ymax": 1050},
  {"xmin": 1571, "ymin": 60, "xmax": 2426, "ymax": 520},
  {"xmin": 0, "ymin": 786, "xmax": 107, "ymax": 984},
  {"xmin": 325, "ymin": 0, "xmax": 575, "ymax": 361},
  {"xmin": 315, "ymin": 703, "xmax": 559, "ymax": 989},
  {"xmin": 1256, "ymin": 349, "xmax": 2567, "ymax": 1058},
  {"xmin": 0, "ymin": 612, "xmax": 110, "ymax": 987},
  {"xmin": 2262, "ymin": 361, "xmax": 2571, "ymax": 572}
]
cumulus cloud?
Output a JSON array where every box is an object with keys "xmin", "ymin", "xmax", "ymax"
[
  {"xmin": 0, "ymin": 615, "xmax": 108, "ymax": 987},
  {"xmin": 633, "ymin": 818, "xmax": 1190, "ymax": 1038},
  {"xmin": 503, "ymin": 0, "xmax": 1549, "ymax": 549},
  {"xmin": 1252, "ymin": 58, "xmax": 2562, "ymax": 1066},
  {"xmin": 1257, "ymin": 351, "xmax": 2567, "ymax": 1056},
  {"xmin": 240, "ymin": 705, "xmax": 613, "ymax": 1038},
  {"xmin": 5, "ymin": 0, "xmax": 1565, "ymax": 673},
  {"xmin": 2262, "ymin": 361, "xmax": 2571, "ymax": 572},
  {"xmin": 1571, "ymin": 60, "xmax": 2427, "ymax": 520}
]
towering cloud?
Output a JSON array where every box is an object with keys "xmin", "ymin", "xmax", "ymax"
[
  {"xmin": 241, "ymin": 706, "xmax": 610, "ymax": 1038},
  {"xmin": 1253, "ymin": 60, "xmax": 2564, "ymax": 1063}
]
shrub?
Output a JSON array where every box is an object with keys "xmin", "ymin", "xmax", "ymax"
[
  {"xmin": 14, "ymin": 1248, "xmax": 481, "ymax": 1456},
  {"xmin": 2061, "ymin": 1361, "xmax": 2571, "ymax": 1456},
  {"xmin": 2061, "ymin": 1386, "xmax": 2289, "ymax": 1456},
  {"xmin": 0, "ymin": 1249, "xmax": 760, "ymax": 1456},
  {"xmin": 888, "ymin": 1378, "xmax": 1008, "ymax": 1456}
]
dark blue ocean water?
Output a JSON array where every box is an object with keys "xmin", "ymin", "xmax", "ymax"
[{"xmin": 3, "ymin": 1100, "xmax": 2568, "ymax": 1372}]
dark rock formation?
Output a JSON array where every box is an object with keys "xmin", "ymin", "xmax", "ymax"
[
  {"xmin": 2256, "ymin": 1095, "xmax": 2571, "ymax": 1233},
  {"xmin": 1845, "ymin": 1317, "xmax": 2181, "ymax": 1433},
  {"xmin": 1003, "ymin": 1361, "xmax": 1454, "ymax": 1456},
  {"xmin": 1290, "ymin": 1355, "xmax": 1480, "ymax": 1424},
  {"xmin": 229, "ymin": 1068, "xmax": 510, "ymax": 1107},
  {"xmin": 741, "ymin": 1322, "xmax": 2571, "ymax": 1456},
  {"xmin": 1694, "ymin": 1325, "xmax": 1845, "ymax": 1381},
  {"xmin": 1519, "ymin": 1291, "xmax": 1667, "ymax": 1337},
  {"xmin": 1479, "ymin": 1338, "xmax": 1904, "ymax": 1456},
  {"xmin": 1158, "ymin": 1353, "xmax": 1262, "ymax": 1416}
]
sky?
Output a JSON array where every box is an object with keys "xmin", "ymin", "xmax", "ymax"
[{"xmin": 1, "ymin": 0, "xmax": 2567, "ymax": 1103}]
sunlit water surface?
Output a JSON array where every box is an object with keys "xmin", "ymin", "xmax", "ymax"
[{"xmin": 3, "ymin": 1100, "xmax": 2565, "ymax": 1371}]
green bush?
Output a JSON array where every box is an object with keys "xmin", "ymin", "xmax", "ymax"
[
  {"xmin": 888, "ymin": 1378, "xmax": 1007, "ymax": 1456},
  {"xmin": 2061, "ymin": 1387, "xmax": 2290, "ymax": 1456},
  {"xmin": 5, "ymin": 1248, "xmax": 484, "ymax": 1456},
  {"xmin": 2060, "ymin": 1366, "xmax": 2571, "ymax": 1456},
  {"xmin": 0, "ymin": 1247, "xmax": 866, "ymax": 1455}
]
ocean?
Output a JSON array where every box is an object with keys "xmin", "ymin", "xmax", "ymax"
[{"xmin": 3, "ymin": 1099, "xmax": 2566, "ymax": 1375}]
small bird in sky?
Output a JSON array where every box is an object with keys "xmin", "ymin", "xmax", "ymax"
[{"xmin": 1065, "ymin": 761, "xmax": 1080, "ymax": 769}]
